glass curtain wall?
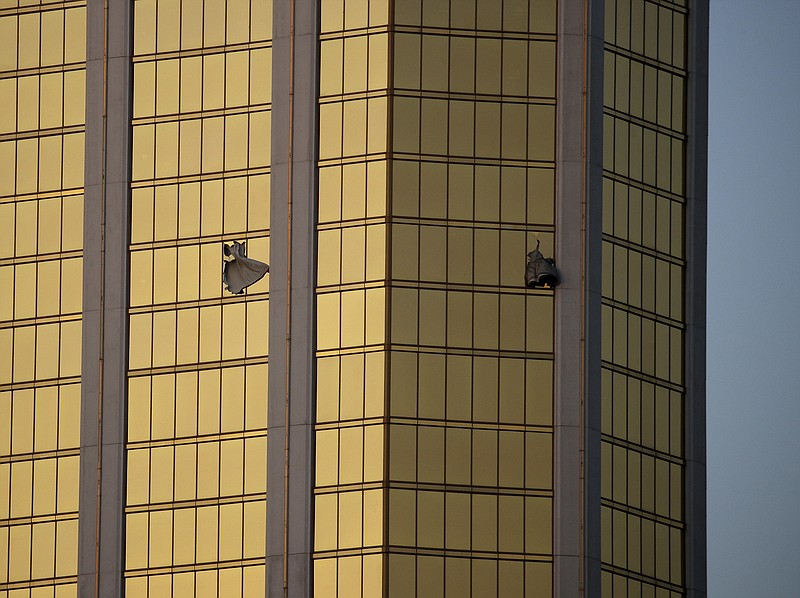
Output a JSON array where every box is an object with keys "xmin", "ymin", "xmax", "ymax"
[
  {"xmin": 315, "ymin": 0, "xmax": 558, "ymax": 596},
  {"xmin": 0, "ymin": 1, "xmax": 86, "ymax": 595},
  {"xmin": 314, "ymin": 0, "xmax": 391, "ymax": 595},
  {"xmin": 601, "ymin": 1, "xmax": 688, "ymax": 596},
  {"xmin": 124, "ymin": 0, "xmax": 272, "ymax": 595}
]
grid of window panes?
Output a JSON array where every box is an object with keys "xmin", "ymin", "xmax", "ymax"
[
  {"xmin": 315, "ymin": 1, "xmax": 558, "ymax": 596},
  {"xmin": 124, "ymin": 0, "xmax": 271, "ymax": 595},
  {"xmin": 601, "ymin": 0, "xmax": 687, "ymax": 596},
  {"xmin": 0, "ymin": 2, "xmax": 85, "ymax": 596},
  {"xmin": 314, "ymin": 0, "xmax": 390, "ymax": 595},
  {"xmin": 0, "ymin": 2, "xmax": 86, "ymax": 598}
]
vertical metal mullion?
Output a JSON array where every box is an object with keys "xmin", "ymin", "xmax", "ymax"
[
  {"xmin": 29, "ymin": 19, "xmax": 45, "ymax": 586},
  {"xmin": 382, "ymin": 2, "xmax": 396, "ymax": 595},
  {"xmin": 192, "ymin": 0, "xmax": 207, "ymax": 590}
]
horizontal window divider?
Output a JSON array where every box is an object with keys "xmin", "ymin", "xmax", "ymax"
[
  {"xmin": 390, "ymin": 89, "xmax": 557, "ymax": 105},
  {"xmin": 384, "ymin": 482, "xmax": 553, "ymax": 498},
  {"xmin": 0, "ymin": 0, "xmax": 85, "ymax": 18},
  {"xmin": 314, "ymin": 346, "xmax": 389, "ymax": 359},
  {"xmin": 130, "ymin": 166, "xmax": 270, "ymax": 188},
  {"xmin": 601, "ymin": 172, "xmax": 686, "ymax": 203},
  {"xmin": 318, "ymin": 89, "xmax": 390, "ymax": 102},
  {"xmin": 131, "ymin": 40, "xmax": 273, "ymax": 63},
  {"xmin": 385, "ymin": 282, "xmax": 553, "ymax": 297},
  {"xmin": 600, "ymin": 435, "xmax": 685, "ymax": 466},
  {"xmin": 600, "ymin": 563, "xmax": 685, "ymax": 593},
  {"xmin": 632, "ymin": 0, "xmax": 688, "ymax": 12},
  {"xmin": 318, "ymin": 26, "xmax": 391, "ymax": 40},
  {"xmin": 0, "ymin": 187, "xmax": 84, "ymax": 205},
  {"xmin": 602, "ymin": 501, "xmax": 687, "ymax": 530},
  {"xmin": 313, "ymin": 482, "xmax": 553, "ymax": 499},
  {"xmin": 0, "ymin": 62, "xmax": 86, "ymax": 81},
  {"xmin": 0, "ymin": 184, "xmax": 84, "ymax": 203},
  {"xmin": 389, "ymin": 216, "xmax": 554, "ymax": 232},
  {"xmin": 125, "ymin": 493, "xmax": 267, "ymax": 515},
  {"xmin": 655, "ymin": 0, "xmax": 690, "ymax": 10},
  {"xmin": 122, "ymin": 557, "xmax": 266, "ymax": 578},
  {"xmin": 385, "ymin": 546, "xmax": 554, "ymax": 561},
  {"xmin": 127, "ymin": 356, "xmax": 269, "ymax": 379},
  {"xmin": 314, "ymin": 281, "xmax": 388, "ymax": 293},
  {"xmin": 0, "ymin": 249, "xmax": 83, "ymax": 267},
  {"xmin": 385, "ymin": 418, "xmax": 553, "ymax": 435},
  {"xmin": 129, "ymin": 230, "xmax": 270, "ymax": 252},
  {"xmin": 0, "ymin": 376, "xmax": 81, "ymax": 393},
  {"xmin": 601, "ymin": 235, "xmax": 686, "ymax": 266},
  {"xmin": 392, "ymin": 26, "xmax": 556, "ymax": 43},
  {"xmin": 131, "ymin": 103, "xmax": 271, "ymax": 126},
  {"xmin": 0, "ymin": 312, "xmax": 82, "ymax": 330},
  {"xmin": 126, "ymin": 429, "xmax": 267, "ymax": 451},
  {"xmin": 313, "ymin": 418, "xmax": 552, "ymax": 434},
  {"xmin": 0, "ymin": 447, "xmax": 81, "ymax": 464},
  {"xmin": 316, "ymin": 217, "xmax": 389, "ymax": 230},
  {"xmin": 601, "ymin": 297, "xmax": 685, "ymax": 329},
  {"xmin": 600, "ymin": 363, "xmax": 685, "ymax": 393},
  {"xmin": 603, "ymin": 108, "xmax": 687, "ymax": 140},
  {"xmin": 314, "ymin": 417, "xmax": 387, "ymax": 430},
  {"xmin": 311, "ymin": 546, "xmax": 385, "ymax": 559},
  {"xmin": 129, "ymin": 294, "xmax": 270, "ymax": 314},
  {"xmin": 0, "ymin": 574, "xmax": 79, "ymax": 593},
  {"xmin": 0, "ymin": 124, "xmax": 86, "ymax": 143},
  {"xmin": 316, "ymin": 153, "xmax": 390, "ymax": 167},
  {"xmin": 0, "ymin": 511, "xmax": 79, "ymax": 530},
  {"xmin": 311, "ymin": 482, "xmax": 385, "ymax": 495},
  {"xmin": 388, "ymin": 344, "xmax": 553, "ymax": 361},
  {"xmin": 390, "ymin": 153, "xmax": 555, "ymax": 169},
  {"xmin": 603, "ymin": 43, "xmax": 688, "ymax": 75}
]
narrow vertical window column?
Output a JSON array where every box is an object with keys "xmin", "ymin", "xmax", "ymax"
[
  {"xmin": 78, "ymin": 0, "xmax": 133, "ymax": 595},
  {"xmin": 122, "ymin": 0, "xmax": 272, "ymax": 594},
  {"xmin": 0, "ymin": 1, "xmax": 87, "ymax": 595},
  {"xmin": 599, "ymin": 0, "xmax": 703, "ymax": 596}
]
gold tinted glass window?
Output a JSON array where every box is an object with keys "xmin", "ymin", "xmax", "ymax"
[
  {"xmin": 601, "ymin": 0, "xmax": 688, "ymax": 595},
  {"xmin": 124, "ymin": 0, "xmax": 271, "ymax": 594},
  {"xmin": 315, "ymin": 0, "xmax": 396, "ymax": 593},
  {"xmin": 315, "ymin": 0, "xmax": 557, "ymax": 595},
  {"xmin": 0, "ymin": 1, "xmax": 86, "ymax": 594}
]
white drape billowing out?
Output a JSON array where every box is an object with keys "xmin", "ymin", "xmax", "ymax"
[{"xmin": 223, "ymin": 241, "xmax": 269, "ymax": 294}]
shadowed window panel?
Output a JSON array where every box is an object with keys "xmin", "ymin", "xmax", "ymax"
[{"xmin": 601, "ymin": 0, "xmax": 688, "ymax": 595}]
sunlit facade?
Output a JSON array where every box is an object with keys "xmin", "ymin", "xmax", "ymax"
[
  {"xmin": 123, "ymin": 0, "xmax": 272, "ymax": 594},
  {"xmin": 0, "ymin": 0, "xmax": 86, "ymax": 594},
  {"xmin": 312, "ymin": 0, "xmax": 559, "ymax": 595},
  {"xmin": 0, "ymin": 0, "xmax": 707, "ymax": 597}
]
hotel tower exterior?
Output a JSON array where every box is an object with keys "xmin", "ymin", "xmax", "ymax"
[{"xmin": 0, "ymin": 0, "xmax": 707, "ymax": 596}]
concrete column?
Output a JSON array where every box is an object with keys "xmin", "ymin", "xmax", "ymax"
[
  {"xmin": 684, "ymin": 2, "xmax": 709, "ymax": 597},
  {"xmin": 267, "ymin": 0, "xmax": 319, "ymax": 596},
  {"xmin": 554, "ymin": 1, "xmax": 604, "ymax": 596},
  {"xmin": 77, "ymin": 0, "xmax": 132, "ymax": 596}
]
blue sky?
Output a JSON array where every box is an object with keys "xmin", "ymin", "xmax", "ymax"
[{"xmin": 707, "ymin": 1, "xmax": 800, "ymax": 595}]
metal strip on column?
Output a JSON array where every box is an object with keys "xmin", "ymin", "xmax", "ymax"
[
  {"xmin": 267, "ymin": 0, "xmax": 319, "ymax": 596},
  {"xmin": 77, "ymin": 0, "xmax": 132, "ymax": 595}
]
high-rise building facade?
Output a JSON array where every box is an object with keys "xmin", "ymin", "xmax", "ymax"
[{"xmin": 0, "ymin": 0, "xmax": 707, "ymax": 597}]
